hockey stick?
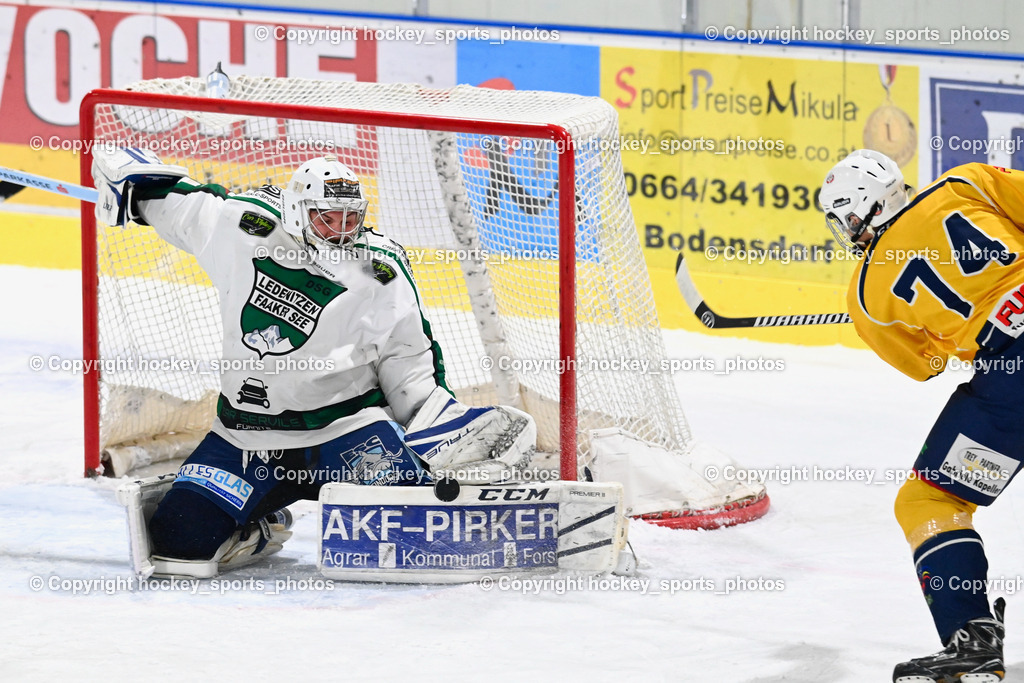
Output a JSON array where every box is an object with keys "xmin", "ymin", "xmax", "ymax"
[
  {"xmin": 674, "ymin": 251, "xmax": 851, "ymax": 329},
  {"xmin": 0, "ymin": 181, "xmax": 24, "ymax": 202},
  {"xmin": 0, "ymin": 166, "xmax": 98, "ymax": 203}
]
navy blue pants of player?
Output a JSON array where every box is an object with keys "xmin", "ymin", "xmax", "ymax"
[
  {"xmin": 909, "ymin": 333, "xmax": 1024, "ymax": 642},
  {"xmin": 149, "ymin": 421, "xmax": 428, "ymax": 560},
  {"xmin": 915, "ymin": 334, "xmax": 1024, "ymax": 505}
]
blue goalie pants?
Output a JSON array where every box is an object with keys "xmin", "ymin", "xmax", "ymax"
[{"xmin": 148, "ymin": 421, "xmax": 428, "ymax": 559}]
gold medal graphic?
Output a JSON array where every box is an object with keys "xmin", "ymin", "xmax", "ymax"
[{"xmin": 863, "ymin": 64, "xmax": 916, "ymax": 166}]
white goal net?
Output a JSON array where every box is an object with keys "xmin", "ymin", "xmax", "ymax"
[{"xmin": 82, "ymin": 77, "xmax": 767, "ymax": 528}]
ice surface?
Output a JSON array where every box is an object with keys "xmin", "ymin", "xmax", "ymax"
[{"xmin": 3, "ymin": 265, "xmax": 1023, "ymax": 682}]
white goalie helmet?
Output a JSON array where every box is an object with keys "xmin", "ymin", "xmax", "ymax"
[
  {"xmin": 820, "ymin": 149, "xmax": 910, "ymax": 252},
  {"xmin": 281, "ymin": 156, "xmax": 369, "ymax": 252}
]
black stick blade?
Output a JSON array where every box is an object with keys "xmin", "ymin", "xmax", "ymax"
[{"xmin": 674, "ymin": 252, "xmax": 850, "ymax": 329}]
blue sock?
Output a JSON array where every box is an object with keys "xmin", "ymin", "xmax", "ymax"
[{"xmin": 913, "ymin": 528, "xmax": 992, "ymax": 643}]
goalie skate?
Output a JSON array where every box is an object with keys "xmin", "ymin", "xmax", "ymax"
[{"xmin": 893, "ymin": 598, "xmax": 1006, "ymax": 683}]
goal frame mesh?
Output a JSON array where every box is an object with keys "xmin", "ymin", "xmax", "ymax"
[{"xmin": 79, "ymin": 88, "xmax": 580, "ymax": 478}]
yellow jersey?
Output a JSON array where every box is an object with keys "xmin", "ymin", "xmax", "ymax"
[{"xmin": 850, "ymin": 163, "xmax": 1024, "ymax": 381}]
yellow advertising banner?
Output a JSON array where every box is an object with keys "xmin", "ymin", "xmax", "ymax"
[{"xmin": 601, "ymin": 47, "xmax": 919, "ymax": 341}]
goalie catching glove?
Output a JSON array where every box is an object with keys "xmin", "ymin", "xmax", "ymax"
[
  {"xmin": 92, "ymin": 147, "xmax": 188, "ymax": 227},
  {"xmin": 404, "ymin": 387, "xmax": 536, "ymax": 485}
]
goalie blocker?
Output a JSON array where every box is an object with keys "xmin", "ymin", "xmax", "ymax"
[{"xmin": 319, "ymin": 481, "xmax": 629, "ymax": 583}]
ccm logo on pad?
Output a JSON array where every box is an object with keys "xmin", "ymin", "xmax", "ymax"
[{"xmin": 477, "ymin": 488, "xmax": 550, "ymax": 501}]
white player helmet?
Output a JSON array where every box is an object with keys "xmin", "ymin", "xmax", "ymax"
[
  {"xmin": 281, "ymin": 156, "xmax": 368, "ymax": 252},
  {"xmin": 820, "ymin": 149, "xmax": 909, "ymax": 252}
]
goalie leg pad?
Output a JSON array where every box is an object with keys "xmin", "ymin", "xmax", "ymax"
[
  {"xmin": 116, "ymin": 473, "xmax": 177, "ymax": 580},
  {"xmin": 317, "ymin": 481, "xmax": 627, "ymax": 583},
  {"xmin": 152, "ymin": 511, "xmax": 294, "ymax": 578},
  {"xmin": 120, "ymin": 468, "xmax": 296, "ymax": 580},
  {"xmin": 149, "ymin": 488, "xmax": 238, "ymax": 559},
  {"xmin": 119, "ymin": 474, "xmax": 295, "ymax": 579}
]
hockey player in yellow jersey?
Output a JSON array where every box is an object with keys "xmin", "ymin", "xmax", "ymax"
[{"xmin": 821, "ymin": 151, "xmax": 1021, "ymax": 683}]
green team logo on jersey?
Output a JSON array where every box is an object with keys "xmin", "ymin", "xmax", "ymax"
[{"xmin": 241, "ymin": 258, "xmax": 346, "ymax": 358}]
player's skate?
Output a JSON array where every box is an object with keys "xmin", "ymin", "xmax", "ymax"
[{"xmin": 893, "ymin": 598, "xmax": 1006, "ymax": 682}]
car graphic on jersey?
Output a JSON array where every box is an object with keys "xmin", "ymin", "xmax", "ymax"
[{"xmin": 237, "ymin": 377, "xmax": 271, "ymax": 409}]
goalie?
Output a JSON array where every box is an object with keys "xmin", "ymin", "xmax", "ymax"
[{"xmin": 94, "ymin": 148, "xmax": 536, "ymax": 578}]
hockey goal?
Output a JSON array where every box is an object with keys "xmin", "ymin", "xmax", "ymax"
[{"xmin": 80, "ymin": 77, "xmax": 768, "ymax": 529}]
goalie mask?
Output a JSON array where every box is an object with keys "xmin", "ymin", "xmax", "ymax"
[
  {"xmin": 820, "ymin": 149, "xmax": 910, "ymax": 253},
  {"xmin": 282, "ymin": 156, "xmax": 368, "ymax": 253}
]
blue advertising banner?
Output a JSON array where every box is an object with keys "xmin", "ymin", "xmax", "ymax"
[
  {"xmin": 930, "ymin": 78, "xmax": 1024, "ymax": 177},
  {"xmin": 456, "ymin": 40, "xmax": 600, "ymax": 95},
  {"xmin": 454, "ymin": 41, "xmax": 602, "ymax": 260}
]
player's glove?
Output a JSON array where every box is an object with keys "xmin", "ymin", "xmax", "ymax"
[{"xmin": 92, "ymin": 147, "xmax": 188, "ymax": 227}]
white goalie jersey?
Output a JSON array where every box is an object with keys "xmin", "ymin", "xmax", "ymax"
[{"xmin": 135, "ymin": 180, "xmax": 445, "ymax": 450}]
